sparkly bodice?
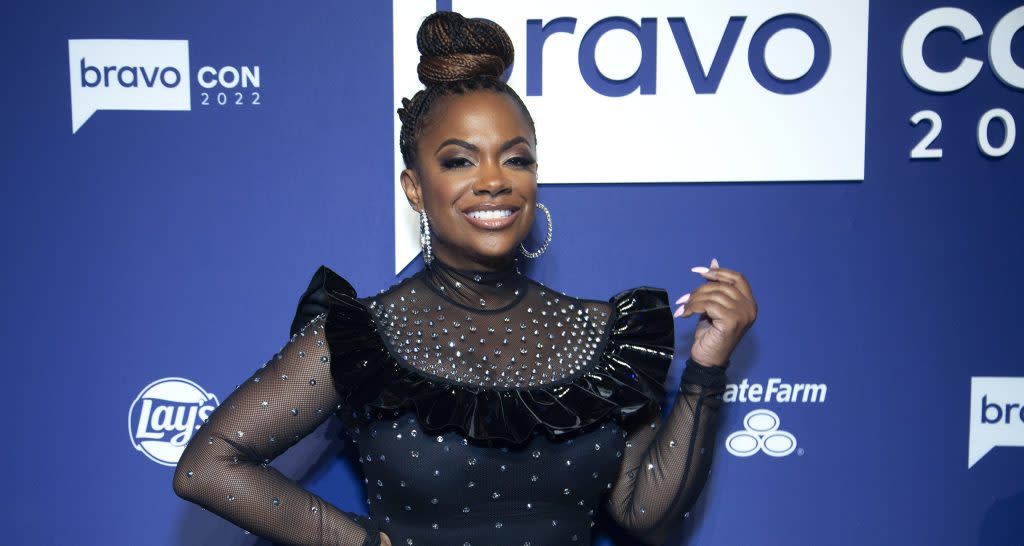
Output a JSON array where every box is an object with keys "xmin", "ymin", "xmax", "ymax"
[
  {"xmin": 365, "ymin": 272, "xmax": 611, "ymax": 391},
  {"xmin": 353, "ymin": 411, "xmax": 628, "ymax": 545},
  {"xmin": 173, "ymin": 263, "xmax": 730, "ymax": 546}
]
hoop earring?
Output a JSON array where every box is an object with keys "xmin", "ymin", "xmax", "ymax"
[
  {"xmin": 419, "ymin": 209, "xmax": 434, "ymax": 266},
  {"xmin": 519, "ymin": 202, "xmax": 552, "ymax": 259}
]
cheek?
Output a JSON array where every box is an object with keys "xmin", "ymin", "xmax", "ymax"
[{"xmin": 422, "ymin": 175, "xmax": 469, "ymax": 212}]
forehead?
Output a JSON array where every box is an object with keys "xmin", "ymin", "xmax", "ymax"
[{"xmin": 420, "ymin": 90, "xmax": 534, "ymax": 146}]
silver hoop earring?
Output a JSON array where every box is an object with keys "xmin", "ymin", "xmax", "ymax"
[
  {"xmin": 419, "ymin": 209, "xmax": 434, "ymax": 266},
  {"xmin": 519, "ymin": 202, "xmax": 552, "ymax": 259}
]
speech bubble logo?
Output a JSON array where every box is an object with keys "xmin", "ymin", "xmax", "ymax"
[
  {"xmin": 968, "ymin": 377, "xmax": 1024, "ymax": 468},
  {"xmin": 68, "ymin": 39, "xmax": 191, "ymax": 133}
]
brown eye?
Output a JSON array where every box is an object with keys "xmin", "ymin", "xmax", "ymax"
[
  {"xmin": 441, "ymin": 157, "xmax": 473, "ymax": 170},
  {"xmin": 505, "ymin": 156, "xmax": 535, "ymax": 168}
]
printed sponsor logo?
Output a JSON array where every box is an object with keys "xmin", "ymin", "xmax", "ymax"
[
  {"xmin": 968, "ymin": 377, "xmax": 1024, "ymax": 468},
  {"xmin": 68, "ymin": 39, "xmax": 262, "ymax": 133},
  {"xmin": 902, "ymin": 6, "xmax": 1023, "ymax": 160},
  {"xmin": 69, "ymin": 39, "xmax": 190, "ymax": 133},
  {"xmin": 723, "ymin": 377, "xmax": 826, "ymax": 458},
  {"xmin": 726, "ymin": 409, "xmax": 797, "ymax": 457},
  {"xmin": 392, "ymin": 0, "xmax": 870, "ymax": 272},
  {"xmin": 128, "ymin": 377, "xmax": 219, "ymax": 467}
]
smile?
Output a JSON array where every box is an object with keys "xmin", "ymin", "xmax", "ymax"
[{"xmin": 463, "ymin": 208, "xmax": 519, "ymax": 230}]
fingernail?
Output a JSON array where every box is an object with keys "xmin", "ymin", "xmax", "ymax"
[
  {"xmin": 673, "ymin": 305, "xmax": 686, "ymax": 318},
  {"xmin": 676, "ymin": 293, "xmax": 691, "ymax": 304},
  {"xmin": 711, "ymin": 258, "xmax": 719, "ymax": 268},
  {"xmin": 691, "ymin": 266, "xmax": 710, "ymax": 274}
]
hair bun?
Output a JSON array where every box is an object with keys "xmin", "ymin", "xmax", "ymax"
[{"xmin": 416, "ymin": 11, "xmax": 514, "ymax": 85}]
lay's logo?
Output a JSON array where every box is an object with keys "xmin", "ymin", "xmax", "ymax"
[{"xmin": 128, "ymin": 377, "xmax": 218, "ymax": 467}]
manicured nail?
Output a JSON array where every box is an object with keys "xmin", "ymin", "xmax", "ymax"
[
  {"xmin": 691, "ymin": 266, "xmax": 710, "ymax": 274},
  {"xmin": 673, "ymin": 305, "xmax": 686, "ymax": 318},
  {"xmin": 711, "ymin": 258, "xmax": 719, "ymax": 268},
  {"xmin": 676, "ymin": 293, "xmax": 691, "ymax": 304}
]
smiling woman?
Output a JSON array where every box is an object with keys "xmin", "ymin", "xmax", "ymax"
[
  {"xmin": 400, "ymin": 90, "xmax": 537, "ymax": 269},
  {"xmin": 395, "ymin": 14, "xmax": 540, "ymax": 272},
  {"xmin": 172, "ymin": 9, "xmax": 756, "ymax": 546}
]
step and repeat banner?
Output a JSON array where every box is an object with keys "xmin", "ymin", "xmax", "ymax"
[{"xmin": 3, "ymin": 0, "xmax": 1022, "ymax": 544}]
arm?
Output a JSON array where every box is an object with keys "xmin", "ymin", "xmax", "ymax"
[
  {"xmin": 605, "ymin": 358, "xmax": 727, "ymax": 545},
  {"xmin": 172, "ymin": 313, "xmax": 382, "ymax": 546}
]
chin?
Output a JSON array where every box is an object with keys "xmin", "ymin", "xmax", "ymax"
[{"xmin": 468, "ymin": 242, "xmax": 519, "ymax": 261}]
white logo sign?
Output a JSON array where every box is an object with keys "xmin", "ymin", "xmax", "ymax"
[
  {"xmin": 68, "ymin": 39, "xmax": 191, "ymax": 134},
  {"xmin": 726, "ymin": 409, "xmax": 797, "ymax": 457},
  {"xmin": 968, "ymin": 377, "xmax": 1024, "ymax": 469},
  {"xmin": 723, "ymin": 377, "xmax": 827, "ymax": 403},
  {"xmin": 391, "ymin": 0, "xmax": 870, "ymax": 272},
  {"xmin": 128, "ymin": 377, "xmax": 219, "ymax": 467}
]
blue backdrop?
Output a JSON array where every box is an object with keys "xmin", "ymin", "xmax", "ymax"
[{"xmin": 2, "ymin": 0, "xmax": 1022, "ymax": 544}]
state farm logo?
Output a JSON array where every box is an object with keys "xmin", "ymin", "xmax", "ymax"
[
  {"xmin": 722, "ymin": 377, "xmax": 826, "ymax": 458},
  {"xmin": 725, "ymin": 409, "xmax": 796, "ymax": 457}
]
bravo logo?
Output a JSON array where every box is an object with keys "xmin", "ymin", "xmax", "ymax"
[
  {"xmin": 968, "ymin": 377, "xmax": 1024, "ymax": 469},
  {"xmin": 128, "ymin": 377, "xmax": 219, "ymax": 467},
  {"xmin": 392, "ymin": 0, "xmax": 870, "ymax": 273},
  {"xmin": 68, "ymin": 39, "xmax": 262, "ymax": 133},
  {"xmin": 722, "ymin": 377, "xmax": 827, "ymax": 458},
  {"xmin": 69, "ymin": 40, "xmax": 190, "ymax": 133}
]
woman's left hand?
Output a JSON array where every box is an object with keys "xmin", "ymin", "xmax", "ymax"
[{"xmin": 673, "ymin": 258, "xmax": 757, "ymax": 368}]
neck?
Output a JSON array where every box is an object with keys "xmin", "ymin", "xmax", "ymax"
[
  {"xmin": 420, "ymin": 252, "xmax": 527, "ymax": 310},
  {"xmin": 430, "ymin": 243, "xmax": 518, "ymax": 273}
]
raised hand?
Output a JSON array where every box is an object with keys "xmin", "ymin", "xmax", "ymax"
[{"xmin": 673, "ymin": 258, "xmax": 757, "ymax": 367}]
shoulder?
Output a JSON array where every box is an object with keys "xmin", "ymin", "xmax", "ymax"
[
  {"xmin": 521, "ymin": 277, "xmax": 673, "ymax": 335},
  {"xmin": 290, "ymin": 265, "xmax": 424, "ymax": 336}
]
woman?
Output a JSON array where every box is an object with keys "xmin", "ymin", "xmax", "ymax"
[{"xmin": 173, "ymin": 11, "xmax": 756, "ymax": 546}]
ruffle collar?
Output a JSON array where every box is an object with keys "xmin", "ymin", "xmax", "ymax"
[{"xmin": 315, "ymin": 265, "xmax": 674, "ymax": 445}]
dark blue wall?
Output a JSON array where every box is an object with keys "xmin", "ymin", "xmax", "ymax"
[{"xmin": 2, "ymin": 1, "xmax": 1021, "ymax": 544}]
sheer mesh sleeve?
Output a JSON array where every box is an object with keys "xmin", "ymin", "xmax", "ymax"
[
  {"xmin": 172, "ymin": 313, "xmax": 382, "ymax": 546},
  {"xmin": 605, "ymin": 358, "xmax": 727, "ymax": 545}
]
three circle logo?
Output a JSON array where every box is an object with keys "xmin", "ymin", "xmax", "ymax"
[
  {"xmin": 725, "ymin": 409, "xmax": 797, "ymax": 457},
  {"xmin": 128, "ymin": 377, "xmax": 219, "ymax": 466}
]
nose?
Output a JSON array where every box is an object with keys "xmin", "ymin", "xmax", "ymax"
[{"xmin": 473, "ymin": 158, "xmax": 511, "ymax": 196}]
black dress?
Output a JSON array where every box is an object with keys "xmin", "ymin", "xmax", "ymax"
[{"xmin": 173, "ymin": 256, "xmax": 728, "ymax": 546}]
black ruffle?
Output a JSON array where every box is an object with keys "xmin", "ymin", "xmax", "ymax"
[{"xmin": 316, "ymin": 265, "xmax": 675, "ymax": 445}]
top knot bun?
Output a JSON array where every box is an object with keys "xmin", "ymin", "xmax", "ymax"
[{"xmin": 416, "ymin": 11, "xmax": 514, "ymax": 85}]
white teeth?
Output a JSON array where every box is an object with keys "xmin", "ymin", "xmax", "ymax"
[{"xmin": 467, "ymin": 209, "xmax": 513, "ymax": 220}]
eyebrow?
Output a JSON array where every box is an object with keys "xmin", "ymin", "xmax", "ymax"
[{"xmin": 435, "ymin": 136, "xmax": 531, "ymax": 154}]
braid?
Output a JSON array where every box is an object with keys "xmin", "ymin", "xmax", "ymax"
[{"xmin": 397, "ymin": 11, "xmax": 536, "ymax": 169}]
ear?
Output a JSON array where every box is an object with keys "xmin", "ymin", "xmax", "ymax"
[{"xmin": 399, "ymin": 168, "xmax": 423, "ymax": 212}]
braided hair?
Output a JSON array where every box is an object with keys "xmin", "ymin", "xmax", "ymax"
[{"xmin": 397, "ymin": 11, "xmax": 537, "ymax": 169}]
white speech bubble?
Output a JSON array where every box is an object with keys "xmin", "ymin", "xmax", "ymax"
[
  {"xmin": 968, "ymin": 377, "xmax": 1024, "ymax": 468},
  {"xmin": 68, "ymin": 39, "xmax": 191, "ymax": 133}
]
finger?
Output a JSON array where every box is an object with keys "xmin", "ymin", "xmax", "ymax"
[
  {"xmin": 692, "ymin": 265, "xmax": 734, "ymax": 284},
  {"xmin": 686, "ymin": 284, "xmax": 757, "ymax": 327},
  {"xmin": 692, "ymin": 282, "xmax": 743, "ymax": 304},
  {"xmin": 697, "ymin": 267, "xmax": 753, "ymax": 300},
  {"xmin": 711, "ymin": 257, "xmax": 719, "ymax": 269},
  {"xmin": 685, "ymin": 290, "xmax": 739, "ymax": 314},
  {"xmin": 674, "ymin": 283, "xmax": 737, "ymax": 305},
  {"xmin": 681, "ymin": 298, "xmax": 730, "ymax": 320}
]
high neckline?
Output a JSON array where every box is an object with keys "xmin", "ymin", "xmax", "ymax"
[{"xmin": 417, "ymin": 253, "xmax": 528, "ymax": 312}]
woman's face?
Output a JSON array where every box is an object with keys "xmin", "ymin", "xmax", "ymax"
[{"xmin": 401, "ymin": 90, "xmax": 538, "ymax": 271}]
